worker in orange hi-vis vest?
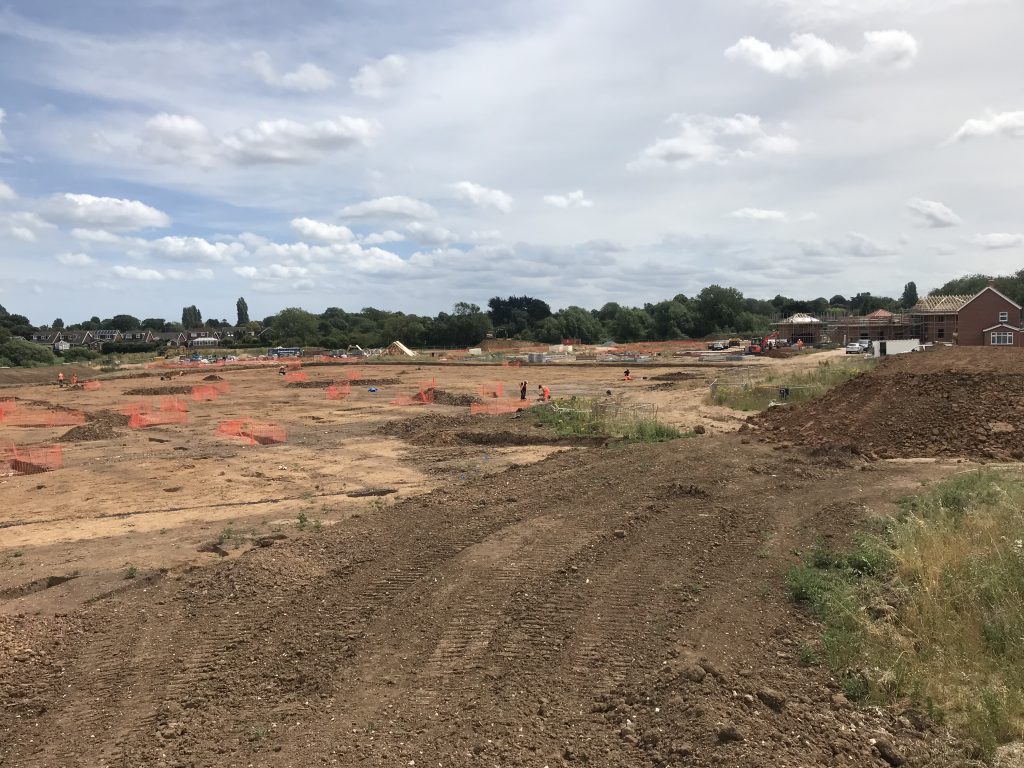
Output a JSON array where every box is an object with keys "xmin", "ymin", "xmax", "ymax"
[
  {"xmin": 538, "ymin": 384, "xmax": 550, "ymax": 402},
  {"xmin": 57, "ymin": 371, "xmax": 65, "ymax": 387},
  {"xmin": 71, "ymin": 374, "xmax": 78, "ymax": 386}
]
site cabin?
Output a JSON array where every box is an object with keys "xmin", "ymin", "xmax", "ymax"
[
  {"xmin": 188, "ymin": 337, "xmax": 220, "ymax": 348},
  {"xmin": 269, "ymin": 347, "xmax": 303, "ymax": 358},
  {"xmin": 868, "ymin": 339, "xmax": 922, "ymax": 357}
]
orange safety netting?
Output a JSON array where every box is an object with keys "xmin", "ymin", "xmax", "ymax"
[
  {"xmin": 345, "ymin": 368, "xmax": 363, "ymax": 381},
  {"xmin": 326, "ymin": 382, "xmax": 352, "ymax": 400},
  {"xmin": 0, "ymin": 408, "xmax": 86, "ymax": 427},
  {"xmin": 216, "ymin": 419, "xmax": 287, "ymax": 445},
  {"xmin": 120, "ymin": 400, "xmax": 189, "ymax": 429},
  {"xmin": 0, "ymin": 399, "xmax": 16, "ymax": 417},
  {"xmin": 211, "ymin": 381, "xmax": 231, "ymax": 394},
  {"xmin": 4, "ymin": 443, "xmax": 64, "ymax": 474},
  {"xmin": 191, "ymin": 384, "xmax": 220, "ymax": 402},
  {"xmin": 479, "ymin": 382, "xmax": 504, "ymax": 398},
  {"xmin": 470, "ymin": 400, "xmax": 530, "ymax": 415},
  {"xmin": 83, "ymin": 380, "xmax": 101, "ymax": 391},
  {"xmin": 389, "ymin": 379, "xmax": 436, "ymax": 406},
  {"xmin": 159, "ymin": 397, "xmax": 189, "ymax": 413},
  {"xmin": 284, "ymin": 371, "xmax": 309, "ymax": 383},
  {"xmin": 286, "ymin": 359, "xmax": 303, "ymax": 370}
]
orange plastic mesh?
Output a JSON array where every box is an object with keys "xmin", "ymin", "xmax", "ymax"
[
  {"xmin": 284, "ymin": 371, "xmax": 309, "ymax": 383},
  {"xmin": 5, "ymin": 444, "xmax": 63, "ymax": 474},
  {"xmin": 0, "ymin": 399, "xmax": 16, "ymax": 417},
  {"xmin": 211, "ymin": 381, "xmax": 231, "ymax": 394},
  {"xmin": 479, "ymin": 382, "xmax": 504, "ymax": 398},
  {"xmin": 286, "ymin": 359, "xmax": 303, "ymax": 370},
  {"xmin": 326, "ymin": 382, "xmax": 352, "ymax": 400},
  {"xmin": 159, "ymin": 397, "xmax": 189, "ymax": 413},
  {"xmin": 129, "ymin": 410, "xmax": 188, "ymax": 429},
  {"xmin": 83, "ymin": 381, "xmax": 101, "ymax": 391},
  {"xmin": 191, "ymin": 385, "xmax": 220, "ymax": 402}
]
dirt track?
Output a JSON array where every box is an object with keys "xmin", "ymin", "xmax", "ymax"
[{"xmin": 0, "ymin": 351, "xmax": 984, "ymax": 767}]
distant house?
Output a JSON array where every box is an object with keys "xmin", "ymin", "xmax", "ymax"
[
  {"xmin": 773, "ymin": 313, "xmax": 826, "ymax": 345},
  {"xmin": 911, "ymin": 283, "xmax": 1022, "ymax": 346},
  {"xmin": 188, "ymin": 336, "xmax": 220, "ymax": 348}
]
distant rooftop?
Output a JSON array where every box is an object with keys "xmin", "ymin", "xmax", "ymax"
[
  {"xmin": 912, "ymin": 294, "xmax": 972, "ymax": 313},
  {"xmin": 778, "ymin": 313, "xmax": 822, "ymax": 324}
]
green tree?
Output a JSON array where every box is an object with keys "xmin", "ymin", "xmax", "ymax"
[
  {"xmin": 694, "ymin": 285, "xmax": 745, "ymax": 336},
  {"xmin": 271, "ymin": 307, "xmax": 319, "ymax": 345},
  {"xmin": 52, "ymin": 318, "xmax": 64, "ymax": 330},
  {"xmin": 236, "ymin": 297, "xmax": 249, "ymax": 326},
  {"xmin": 181, "ymin": 305, "xmax": 202, "ymax": 328},
  {"xmin": 901, "ymin": 281, "xmax": 919, "ymax": 309},
  {"xmin": 107, "ymin": 314, "xmax": 141, "ymax": 332},
  {"xmin": 141, "ymin": 318, "xmax": 166, "ymax": 331}
]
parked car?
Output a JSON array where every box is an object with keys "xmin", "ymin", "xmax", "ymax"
[
  {"xmin": 845, "ymin": 343, "xmax": 864, "ymax": 354},
  {"xmin": 709, "ymin": 341, "xmax": 727, "ymax": 351}
]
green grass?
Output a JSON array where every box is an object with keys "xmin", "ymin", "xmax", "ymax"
[
  {"xmin": 710, "ymin": 359, "xmax": 872, "ymax": 412},
  {"xmin": 124, "ymin": 564, "xmax": 138, "ymax": 580},
  {"xmin": 534, "ymin": 397, "xmax": 686, "ymax": 442},
  {"xmin": 788, "ymin": 470, "xmax": 1024, "ymax": 757}
]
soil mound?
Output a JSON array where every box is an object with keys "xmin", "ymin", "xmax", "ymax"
[
  {"xmin": 59, "ymin": 410, "xmax": 130, "ymax": 442},
  {"xmin": 431, "ymin": 389, "xmax": 481, "ymax": 407},
  {"xmin": 202, "ymin": 374, "xmax": 224, "ymax": 381},
  {"xmin": 755, "ymin": 349, "xmax": 1024, "ymax": 459},
  {"xmin": 124, "ymin": 385, "xmax": 193, "ymax": 396}
]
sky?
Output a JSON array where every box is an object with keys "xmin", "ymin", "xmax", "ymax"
[{"xmin": 0, "ymin": 0, "xmax": 1022, "ymax": 325}]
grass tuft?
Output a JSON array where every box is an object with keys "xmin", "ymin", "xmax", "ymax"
[
  {"xmin": 535, "ymin": 397, "xmax": 686, "ymax": 442},
  {"xmin": 788, "ymin": 470, "xmax": 1024, "ymax": 757},
  {"xmin": 710, "ymin": 359, "xmax": 871, "ymax": 412}
]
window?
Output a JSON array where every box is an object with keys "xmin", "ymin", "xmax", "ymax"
[
  {"xmin": 937, "ymin": 328, "xmax": 945, "ymax": 339},
  {"xmin": 991, "ymin": 332, "xmax": 1014, "ymax": 346},
  {"xmin": 1000, "ymin": 311, "xmax": 1009, "ymax": 323}
]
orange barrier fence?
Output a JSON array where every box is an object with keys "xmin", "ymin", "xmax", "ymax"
[
  {"xmin": 345, "ymin": 368, "xmax": 363, "ymax": 381},
  {"xmin": 216, "ymin": 420, "xmax": 287, "ymax": 445},
  {"xmin": 0, "ymin": 400, "xmax": 16, "ymax": 417},
  {"xmin": 4, "ymin": 443, "xmax": 64, "ymax": 474},
  {"xmin": 120, "ymin": 400, "xmax": 189, "ymax": 429},
  {"xmin": 159, "ymin": 397, "xmax": 189, "ymax": 413},
  {"xmin": 479, "ymin": 382, "xmax": 504, "ymax": 398},
  {"xmin": 83, "ymin": 381, "xmax": 101, "ymax": 391},
  {"xmin": 284, "ymin": 371, "xmax": 309, "ymax": 383},
  {"xmin": 389, "ymin": 379, "xmax": 436, "ymax": 406},
  {"xmin": 470, "ymin": 400, "xmax": 530, "ymax": 415},
  {"xmin": 191, "ymin": 385, "xmax": 220, "ymax": 402},
  {"xmin": 326, "ymin": 382, "xmax": 352, "ymax": 401},
  {"xmin": 211, "ymin": 381, "xmax": 231, "ymax": 394},
  {"xmin": 286, "ymin": 359, "xmax": 303, "ymax": 370},
  {"xmin": 0, "ymin": 409, "xmax": 86, "ymax": 427}
]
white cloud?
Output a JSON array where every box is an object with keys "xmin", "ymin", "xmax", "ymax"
[
  {"xmin": 290, "ymin": 217, "xmax": 355, "ymax": 243},
  {"xmin": 632, "ymin": 113, "xmax": 797, "ymax": 170},
  {"xmin": 0, "ymin": 180, "xmax": 16, "ymax": 201},
  {"xmin": 221, "ymin": 116, "xmax": 378, "ymax": 165},
  {"xmin": 450, "ymin": 181, "xmax": 514, "ymax": 213},
  {"xmin": 729, "ymin": 207, "xmax": 788, "ymax": 222},
  {"xmin": 71, "ymin": 228, "xmax": 122, "ymax": 244},
  {"xmin": 837, "ymin": 231, "xmax": 895, "ymax": 258},
  {"xmin": 761, "ymin": 0, "xmax": 1000, "ymax": 23},
  {"xmin": 2, "ymin": 211, "xmax": 56, "ymax": 242},
  {"xmin": 140, "ymin": 113, "xmax": 377, "ymax": 166},
  {"xmin": 405, "ymin": 221, "xmax": 458, "ymax": 246},
  {"xmin": 249, "ymin": 51, "xmax": 334, "ymax": 92},
  {"xmin": 972, "ymin": 233, "xmax": 1024, "ymax": 249},
  {"xmin": 56, "ymin": 252, "xmax": 95, "ymax": 266},
  {"xmin": 350, "ymin": 54, "xmax": 408, "ymax": 98},
  {"xmin": 339, "ymin": 195, "xmax": 437, "ymax": 220},
  {"xmin": 136, "ymin": 236, "xmax": 244, "ymax": 263},
  {"xmin": 45, "ymin": 193, "xmax": 170, "ymax": 231},
  {"xmin": 113, "ymin": 265, "xmax": 165, "ymax": 280},
  {"xmin": 543, "ymin": 190, "xmax": 594, "ymax": 209},
  {"xmin": 725, "ymin": 30, "xmax": 917, "ymax": 77},
  {"xmin": 362, "ymin": 230, "xmax": 405, "ymax": 245},
  {"xmin": 949, "ymin": 110, "xmax": 1024, "ymax": 143},
  {"xmin": 906, "ymin": 198, "xmax": 962, "ymax": 228},
  {"xmin": 234, "ymin": 263, "xmax": 310, "ymax": 280}
]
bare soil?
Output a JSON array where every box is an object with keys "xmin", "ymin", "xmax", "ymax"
[{"xmin": 0, "ymin": 350, "xmax": 985, "ymax": 767}]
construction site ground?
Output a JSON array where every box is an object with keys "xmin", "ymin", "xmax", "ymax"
[{"xmin": 0, "ymin": 350, "xmax": 993, "ymax": 766}]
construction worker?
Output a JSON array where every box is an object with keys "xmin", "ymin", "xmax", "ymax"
[
  {"xmin": 623, "ymin": 368, "xmax": 632, "ymax": 381},
  {"xmin": 71, "ymin": 374, "xmax": 78, "ymax": 387},
  {"xmin": 538, "ymin": 383, "xmax": 550, "ymax": 402},
  {"xmin": 520, "ymin": 381, "xmax": 528, "ymax": 401},
  {"xmin": 57, "ymin": 371, "xmax": 65, "ymax": 387}
]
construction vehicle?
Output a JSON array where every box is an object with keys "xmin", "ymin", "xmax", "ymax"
[
  {"xmin": 747, "ymin": 331, "xmax": 780, "ymax": 355},
  {"xmin": 727, "ymin": 338, "xmax": 743, "ymax": 348}
]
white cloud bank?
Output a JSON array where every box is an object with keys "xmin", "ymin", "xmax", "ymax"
[
  {"xmin": 56, "ymin": 252, "xmax": 95, "ymax": 266},
  {"xmin": 290, "ymin": 217, "xmax": 355, "ymax": 243},
  {"xmin": 972, "ymin": 233, "xmax": 1024, "ymax": 249},
  {"xmin": 338, "ymin": 195, "xmax": 437, "ymax": 220},
  {"xmin": 249, "ymin": 51, "xmax": 334, "ymax": 92},
  {"xmin": 44, "ymin": 193, "xmax": 170, "ymax": 231},
  {"xmin": 0, "ymin": 180, "xmax": 16, "ymax": 201},
  {"xmin": 949, "ymin": 110, "xmax": 1024, "ymax": 143},
  {"xmin": 141, "ymin": 113, "xmax": 378, "ymax": 166},
  {"xmin": 543, "ymin": 190, "xmax": 594, "ymax": 209},
  {"xmin": 729, "ymin": 207, "xmax": 788, "ymax": 222},
  {"xmin": 350, "ymin": 54, "xmax": 408, "ymax": 98},
  {"xmin": 906, "ymin": 198, "xmax": 962, "ymax": 228},
  {"xmin": 451, "ymin": 181, "xmax": 514, "ymax": 213},
  {"xmin": 725, "ymin": 30, "xmax": 918, "ymax": 76},
  {"xmin": 632, "ymin": 113, "xmax": 797, "ymax": 170}
]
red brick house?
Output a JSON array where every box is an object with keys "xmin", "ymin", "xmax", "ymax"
[{"xmin": 958, "ymin": 284, "xmax": 1023, "ymax": 346}]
